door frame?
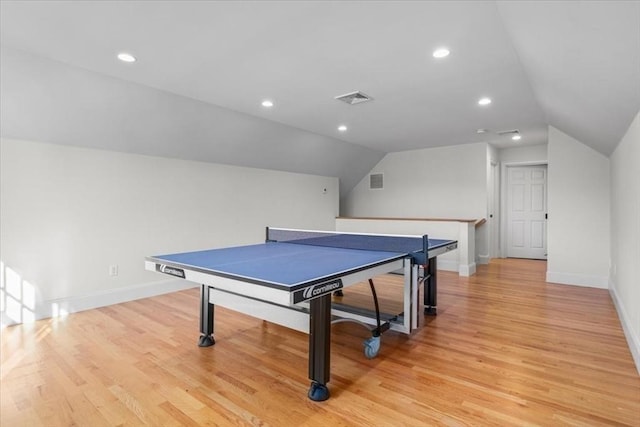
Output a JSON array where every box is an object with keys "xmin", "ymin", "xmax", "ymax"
[
  {"xmin": 500, "ymin": 161, "xmax": 548, "ymax": 259},
  {"xmin": 489, "ymin": 161, "xmax": 500, "ymax": 260}
]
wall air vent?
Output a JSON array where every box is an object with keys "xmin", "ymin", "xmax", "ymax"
[
  {"xmin": 497, "ymin": 129, "xmax": 519, "ymax": 136},
  {"xmin": 369, "ymin": 173, "xmax": 384, "ymax": 189},
  {"xmin": 335, "ymin": 91, "xmax": 373, "ymax": 105}
]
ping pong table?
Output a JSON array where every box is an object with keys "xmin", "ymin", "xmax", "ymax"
[{"xmin": 146, "ymin": 227, "xmax": 457, "ymax": 401}]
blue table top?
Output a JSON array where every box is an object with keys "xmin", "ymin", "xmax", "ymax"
[
  {"xmin": 150, "ymin": 242, "xmax": 406, "ymax": 289},
  {"xmin": 149, "ymin": 229, "xmax": 456, "ymax": 291}
]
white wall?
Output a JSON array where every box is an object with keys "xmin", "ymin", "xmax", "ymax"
[
  {"xmin": 0, "ymin": 138, "xmax": 339, "ymax": 325},
  {"xmin": 609, "ymin": 111, "xmax": 640, "ymax": 373},
  {"xmin": 546, "ymin": 127, "xmax": 610, "ymax": 288},
  {"xmin": 342, "ymin": 143, "xmax": 488, "ymax": 220},
  {"xmin": 1, "ymin": 47, "xmax": 383, "ymax": 199},
  {"xmin": 499, "ymin": 143, "xmax": 548, "ymax": 163}
]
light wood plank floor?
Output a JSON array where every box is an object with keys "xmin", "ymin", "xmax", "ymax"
[{"xmin": 2, "ymin": 259, "xmax": 639, "ymax": 426}]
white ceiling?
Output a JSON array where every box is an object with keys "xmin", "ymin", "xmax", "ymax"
[{"xmin": 0, "ymin": 1, "xmax": 638, "ymax": 156}]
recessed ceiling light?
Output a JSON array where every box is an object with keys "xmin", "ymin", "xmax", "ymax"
[
  {"xmin": 433, "ymin": 48, "xmax": 450, "ymax": 58},
  {"xmin": 478, "ymin": 97, "xmax": 492, "ymax": 106},
  {"xmin": 338, "ymin": 125, "xmax": 348, "ymax": 132},
  {"xmin": 117, "ymin": 52, "xmax": 136, "ymax": 63},
  {"xmin": 477, "ymin": 128, "xmax": 489, "ymax": 134},
  {"xmin": 261, "ymin": 100, "xmax": 274, "ymax": 108},
  {"xmin": 512, "ymin": 134, "xmax": 522, "ymax": 141}
]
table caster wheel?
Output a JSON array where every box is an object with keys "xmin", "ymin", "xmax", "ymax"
[
  {"xmin": 308, "ymin": 381, "xmax": 329, "ymax": 401},
  {"xmin": 363, "ymin": 335, "xmax": 380, "ymax": 359},
  {"xmin": 198, "ymin": 334, "xmax": 215, "ymax": 347}
]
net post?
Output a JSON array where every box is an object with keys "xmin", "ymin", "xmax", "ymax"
[{"xmin": 422, "ymin": 234, "xmax": 429, "ymax": 260}]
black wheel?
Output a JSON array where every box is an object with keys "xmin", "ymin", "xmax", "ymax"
[{"xmin": 198, "ymin": 334, "xmax": 215, "ymax": 347}]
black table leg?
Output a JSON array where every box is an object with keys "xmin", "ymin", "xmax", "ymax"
[
  {"xmin": 308, "ymin": 293, "xmax": 331, "ymax": 401},
  {"xmin": 425, "ymin": 257, "xmax": 438, "ymax": 315},
  {"xmin": 198, "ymin": 284, "xmax": 215, "ymax": 347}
]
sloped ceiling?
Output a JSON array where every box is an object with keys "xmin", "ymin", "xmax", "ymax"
[
  {"xmin": 497, "ymin": 1, "xmax": 640, "ymax": 155},
  {"xmin": 1, "ymin": 1, "xmax": 639, "ymax": 195},
  {"xmin": 0, "ymin": 47, "xmax": 385, "ymax": 196}
]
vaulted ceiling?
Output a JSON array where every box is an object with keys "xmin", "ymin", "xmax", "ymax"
[{"xmin": 1, "ymin": 1, "xmax": 639, "ymax": 194}]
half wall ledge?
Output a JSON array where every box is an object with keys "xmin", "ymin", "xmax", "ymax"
[{"xmin": 335, "ymin": 217, "xmax": 479, "ymax": 277}]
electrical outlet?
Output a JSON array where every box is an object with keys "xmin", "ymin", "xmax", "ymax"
[{"xmin": 109, "ymin": 265, "xmax": 119, "ymax": 276}]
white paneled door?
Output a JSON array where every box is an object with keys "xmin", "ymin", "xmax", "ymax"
[{"xmin": 507, "ymin": 165, "xmax": 547, "ymax": 259}]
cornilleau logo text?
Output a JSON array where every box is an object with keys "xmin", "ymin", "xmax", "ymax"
[
  {"xmin": 156, "ymin": 264, "xmax": 185, "ymax": 278},
  {"xmin": 294, "ymin": 279, "xmax": 343, "ymax": 303},
  {"xmin": 303, "ymin": 281, "xmax": 342, "ymax": 299}
]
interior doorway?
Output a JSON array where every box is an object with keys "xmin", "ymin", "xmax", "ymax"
[{"xmin": 502, "ymin": 163, "xmax": 548, "ymax": 260}]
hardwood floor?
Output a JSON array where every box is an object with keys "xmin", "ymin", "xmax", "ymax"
[{"xmin": 2, "ymin": 259, "xmax": 639, "ymax": 426}]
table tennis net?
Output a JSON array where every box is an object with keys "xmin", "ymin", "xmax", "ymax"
[{"xmin": 266, "ymin": 228, "xmax": 428, "ymax": 262}]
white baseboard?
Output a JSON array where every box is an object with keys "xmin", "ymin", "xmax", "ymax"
[
  {"xmin": 477, "ymin": 255, "xmax": 490, "ymax": 265},
  {"xmin": 1, "ymin": 279, "xmax": 197, "ymax": 327},
  {"xmin": 458, "ymin": 262, "xmax": 476, "ymax": 277},
  {"xmin": 609, "ymin": 282, "xmax": 640, "ymax": 375},
  {"xmin": 434, "ymin": 259, "xmax": 459, "ymax": 274},
  {"xmin": 546, "ymin": 271, "xmax": 608, "ymax": 289}
]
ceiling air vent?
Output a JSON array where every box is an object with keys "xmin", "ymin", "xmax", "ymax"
[
  {"xmin": 335, "ymin": 91, "xmax": 373, "ymax": 105},
  {"xmin": 497, "ymin": 129, "xmax": 519, "ymax": 136},
  {"xmin": 369, "ymin": 173, "xmax": 384, "ymax": 189}
]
